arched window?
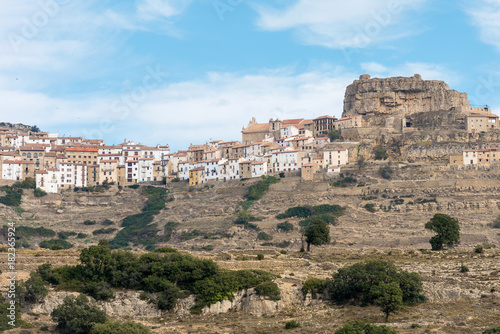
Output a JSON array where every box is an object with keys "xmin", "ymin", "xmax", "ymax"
[
  {"xmin": 34, "ymin": 153, "xmax": 38, "ymax": 158},
  {"xmin": 27, "ymin": 153, "xmax": 31, "ymax": 158}
]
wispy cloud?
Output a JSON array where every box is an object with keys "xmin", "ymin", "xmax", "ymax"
[
  {"xmin": 466, "ymin": 0, "xmax": 500, "ymax": 51},
  {"xmin": 253, "ymin": 0, "xmax": 427, "ymax": 49}
]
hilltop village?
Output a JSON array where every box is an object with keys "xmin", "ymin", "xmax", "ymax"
[{"xmin": 1, "ymin": 74, "xmax": 499, "ymax": 193}]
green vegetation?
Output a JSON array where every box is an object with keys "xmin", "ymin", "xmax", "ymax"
[
  {"xmin": 0, "ymin": 186, "xmax": 23, "ymax": 206},
  {"xmin": 328, "ymin": 129, "xmax": 341, "ymax": 141},
  {"xmin": 254, "ymin": 281, "xmax": 281, "ymax": 301},
  {"xmin": 335, "ymin": 320, "xmax": 397, "ymax": 334},
  {"xmin": 374, "ymin": 146, "xmax": 388, "ymax": 160},
  {"xmin": 247, "ymin": 176, "xmax": 279, "ymax": 201},
  {"xmin": 83, "ymin": 220, "xmax": 97, "ymax": 225},
  {"xmin": 234, "ymin": 210, "xmax": 260, "ymax": 230},
  {"xmin": 460, "ymin": 264, "xmax": 469, "ymax": 273},
  {"xmin": 91, "ymin": 321, "xmax": 152, "ymax": 334},
  {"xmin": 101, "ymin": 219, "xmax": 114, "ymax": 226},
  {"xmin": 475, "ymin": 245, "xmax": 484, "ymax": 253},
  {"xmin": 372, "ymin": 282, "xmax": 403, "ymax": 321},
  {"xmin": 304, "ymin": 220, "xmax": 330, "ymax": 251},
  {"xmin": 277, "ymin": 204, "xmax": 345, "ymax": 220},
  {"xmin": 58, "ymin": 231, "xmax": 77, "ymax": 239},
  {"xmin": 45, "ymin": 244, "xmax": 279, "ymax": 314},
  {"xmin": 13, "ymin": 177, "xmax": 36, "ymax": 189},
  {"xmin": 93, "ymin": 228, "xmax": 117, "ymax": 235},
  {"xmin": 277, "ymin": 221, "xmax": 294, "ymax": 232},
  {"xmin": 77, "ymin": 233, "xmax": 88, "ymax": 239},
  {"xmin": 257, "ymin": 232, "xmax": 272, "ymax": 241},
  {"xmin": 379, "ymin": 165, "xmax": 394, "ymax": 180},
  {"xmin": 285, "ymin": 320, "xmax": 301, "ymax": 330},
  {"xmin": 164, "ymin": 221, "xmax": 180, "ymax": 241},
  {"xmin": 257, "ymin": 254, "xmax": 264, "ymax": 260},
  {"xmin": 483, "ymin": 326, "xmax": 500, "ymax": 334},
  {"xmin": 128, "ymin": 184, "xmax": 140, "ymax": 189},
  {"xmin": 332, "ymin": 175, "xmax": 358, "ymax": 188},
  {"xmin": 109, "ymin": 186, "xmax": 167, "ymax": 249},
  {"xmin": 327, "ymin": 260, "xmax": 424, "ymax": 310},
  {"xmin": 363, "ymin": 203, "xmax": 376, "ymax": 212},
  {"xmin": 2, "ymin": 225, "xmax": 56, "ymax": 248},
  {"xmin": 34, "ymin": 188, "xmax": 48, "ymax": 197},
  {"xmin": 425, "ymin": 214, "xmax": 460, "ymax": 251},
  {"xmin": 302, "ymin": 278, "xmax": 326, "ymax": 299},
  {"xmin": 39, "ymin": 239, "xmax": 73, "ymax": 250},
  {"xmin": 261, "ymin": 241, "xmax": 291, "ymax": 248},
  {"xmin": 51, "ymin": 294, "xmax": 107, "ymax": 334}
]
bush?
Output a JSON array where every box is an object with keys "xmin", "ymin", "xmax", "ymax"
[
  {"xmin": 302, "ymin": 278, "xmax": 326, "ymax": 299},
  {"xmin": 93, "ymin": 228, "xmax": 117, "ymax": 235},
  {"xmin": 333, "ymin": 176, "xmax": 358, "ymax": 188},
  {"xmin": 475, "ymin": 245, "xmax": 484, "ymax": 253},
  {"xmin": 0, "ymin": 186, "xmax": 23, "ymax": 206},
  {"xmin": 374, "ymin": 147, "xmax": 388, "ymax": 160},
  {"xmin": 22, "ymin": 273, "xmax": 49, "ymax": 304},
  {"xmin": 425, "ymin": 214, "xmax": 460, "ymax": 251},
  {"xmin": 327, "ymin": 260, "xmax": 424, "ymax": 306},
  {"xmin": 277, "ymin": 222, "xmax": 294, "ymax": 232},
  {"xmin": 34, "ymin": 188, "xmax": 48, "ymax": 197},
  {"xmin": 84, "ymin": 281, "xmax": 114, "ymax": 301},
  {"xmin": 39, "ymin": 239, "xmax": 73, "ymax": 250},
  {"xmin": 335, "ymin": 320, "xmax": 396, "ymax": 334},
  {"xmin": 328, "ymin": 129, "xmax": 341, "ymax": 141},
  {"xmin": 285, "ymin": 320, "xmax": 300, "ymax": 329},
  {"xmin": 58, "ymin": 231, "xmax": 77, "ymax": 239},
  {"xmin": 483, "ymin": 326, "xmax": 500, "ymax": 334},
  {"xmin": 279, "ymin": 172, "xmax": 285, "ymax": 178},
  {"xmin": 254, "ymin": 281, "xmax": 280, "ymax": 301},
  {"xmin": 363, "ymin": 203, "xmax": 376, "ymax": 212},
  {"xmin": 276, "ymin": 206, "xmax": 313, "ymax": 219},
  {"xmin": 77, "ymin": 233, "xmax": 88, "ymax": 239},
  {"xmin": 257, "ymin": 254, "xmax": 264, "ymax": 260},
  {"xmin": 128, "ymin": 184, "xmax": 140, "ymax": 189},
  {"xmin": 257, "ymin": 232, "xmax": 272, "ymax": 241},
  {"xmin": 379, "ymin": 165, "xmax": 394, "ymax": 180},
  {"xmin": 460, "ymin": 264, "xmax": 469, "ymax": 273},
  {"xmin": 51, "ymin": 294, "xmax": 106, "ymax": 334},
  {"xmin": 91, "ymin": 320, "xmax": 152, "ymax": 334},
  {"xmin": 102, "ymin": 219, "xmax": 114, "ymax": 226},
  {"xmin": 13, "ymin": 177, "xmax": 36, "ymax": 189},
  {"xmin": 247, "ymin": 176, "xmax": 279, "ymax": 201},
  {"xmin": 83, "ymin": 220, "xmax": 97, "ymax": 225}
]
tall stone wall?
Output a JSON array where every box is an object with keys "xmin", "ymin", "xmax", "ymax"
[{"xmin": 343, "ymin": 74, "xmax": 470, "ymax": 122}]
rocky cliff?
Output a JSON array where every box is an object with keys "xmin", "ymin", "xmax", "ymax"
[{"xmin": 342, "ymin": 74, "xmax": 470, "ymax": 120}]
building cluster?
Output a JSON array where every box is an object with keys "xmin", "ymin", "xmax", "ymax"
[
  {"xmin": 450, "ymin": 147, "xmax": 500, "ymax": 167},
  {"xmin": 0, "ymin": 116, "xmax": 356, "ymax": 193}
]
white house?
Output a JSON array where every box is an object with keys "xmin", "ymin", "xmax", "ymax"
[
  {"xmin": 251, "ymin": 161, "xmax": 267, "ymax": 178},
  {"xmin": 138, "ymin": 158, "xmax": 154, "ymax": 182},
  {"xmin": 178, "ymin": 161, "xmax": 191, "ymax": 180},
  {"xmin": 323, "ymin": 148, "xmax": 349, "ymax": 168},
  {"xmin": 272, "ymin": 150, "xmax": 300, "ymax": 173},
  {"xmin": 280, "ymin": 126, "xmax": 299, "ymax": 139},
  {"xmin": 36, "ymin": 169, "xmax": 59, "ymax": 193},
  {"xmin": 2, "ymin": 160, "xmax": 23, "ymax": 181},
  {"xmin": 463, "ymin": 150, "xmax": 479, "ymax": 166}
]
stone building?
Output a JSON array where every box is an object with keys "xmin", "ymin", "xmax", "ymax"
[
  {"xmin": 466, "ymin": 114, "xmax": 500, "ymax": 133},
  {"xmin": 313, "ymin": 115, "xmax": 337, "ymax": 137}
]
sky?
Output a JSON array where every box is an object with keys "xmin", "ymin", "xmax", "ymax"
[{"xmin": 2, "ymin": 0, "xmax": 500, "ymax": 151}]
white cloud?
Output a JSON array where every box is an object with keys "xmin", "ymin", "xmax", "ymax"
[
  {"xmin": 253, "ymin": 0, "xmax": 427, "ymax": 49},
  {"xmin": 467, "ymin": 0, "xmax": 500, "ymax": 51},
  {"xmin": 0, "ymin": 67, "xmax": 355, "ymax": 150},
  {"xmin": 137, "ymin": 0, "xmax": 193, "ymax": 21}
]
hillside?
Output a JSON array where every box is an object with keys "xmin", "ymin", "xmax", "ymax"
[{"xmin": 1, "ymin": 163, "xmax": 500, "ymax": 332}]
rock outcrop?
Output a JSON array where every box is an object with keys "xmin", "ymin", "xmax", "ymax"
[{"xmin": 343, "ymin": 74, "xmax": 470, "ymax": 119}]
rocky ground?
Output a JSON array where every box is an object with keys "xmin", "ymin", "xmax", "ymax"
[{"xmin": 1, "ymin": 163, "xmax": 500, "ymax": 333}]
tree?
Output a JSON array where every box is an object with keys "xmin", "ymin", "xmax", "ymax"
[
  {"xmin": 31, "ymin": 125, "xmax": 40, "ymax": 133},
  {"xmin": 328, "ymin": 129, "xmax": 341, "ymax": 141},
  {"xmin": 51, "ymin": 294, "xmax": 106, "ymax": 334},
  {"xmin": 357, "ymin": 156, "xmax": 367, "ymax": 170},
  {"xmin": 22, "ymin": 273, "xmax": 48, "ymax": 304},
  {"xmin": 483, "ymin": 326, "xmax": 500, "ymax": 334},
  {"xmin": 425, "ymin": 214, "xmax": 460, "ymax": 251},
  {"xmin": 335, "ymin": 320, "xmax": 397, "ymax": 334},
  {"xmin": 372, "ymin": 282, "xmax": 403, "ymax": 321},
  {"xmin": 80, "ymin": 244, "xmax": 113, "ymax": 279},
  {"xmin": 304, "ymin": 220, "xmax": 330, "ymax": 251}
]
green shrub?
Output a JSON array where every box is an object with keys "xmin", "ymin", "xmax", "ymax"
[
  {"xmin": 93, "ymin": 228, "xmax": 117, "ymax": 235},
  {"xmin": 332, "ymin": 176, "xmax": 358, "ymax": 188},
  {"xmin": 257, "ymin": 232, "xmax": 272, "ymax": 241},
  {"xmin": 154, "ymin": 247, "xmax": 178, "ymax": 253},
  {"xmin": 285, "ymin": 320, "xmax": 300, "ymax": 329},
  {"xmin": 34, "ymin": 188, "xmax": 48, "ymax": 197},
  {"xmin": 483, "ymin": 326, "xmax": 500, "ymax": 334},
  {"xmin": 363, "ymin": 203, "xmax": 376, "ymax": 212},
  {"xmin": 164, "ymin": 221, "xmax": 179, "ymax": 241},
  {"xmin": 51, "ymin": 294, "xmax": 106, "ymax": 334},
  {"xmin": 280, "ymin": 250, "xmax": 287, "ymax": 254},
  {"xmin": 0, "ymin": 186, "xmax": 23, "ymax": 206},
  {"xmin": 327, "ymin": 260, "xmax": 425, "ymax": 306},
  {"xmin": 22, "ymin": 273, "xmax": 49, "ymax": 304},
  {"xmin": 13, "ymin": 177, "xmax": 36, "ymax": 189},
  {"xmin": 101, "ymin": 219, "xmax": 114, "ymax": 226},
  {"xmin": 374, "ymin": 147, "xmax": 388, "ymax": 160},
  {"xmin": 277, "ymin": 221, "xmax": 294, "ymax": 232},
  {"xmin": 128, "ymin": 184, "xmax": 140, "ymax": 189},
  {"xmin": 58, "ymin": 231, "xmax": 77, "ymax": 239},
  {"xmin": 492, "ymin": 214, "xmax": 500, "ymax": 228},
  {"xmin": 460, "ymin": 264, "xmax": 469, "ymax": 273},
  {"xmin": 276, "ymin": 206, "xmax": 313, "ymax": 219},
  {"xmin": 77, "ymin": 233, "xmax": 88, "ymax": 239},
  {"xmin": 84, "ymin": 281, "xmax": 114, "ymax": 301},
  {"xmin": 302, "ymin": 278, "xmax": 326, "ymax": 299},
  {"xmin": 379, "ymin": 165, "xmax": 394, "ymax": 180},
  {"xmin": 254, "ymin": 281, "xmax": 280, "ymax": 301},
  {"xmin": 40, "ymin": 326, "xmax": 49, "ymax": 331},
  {"xmin": 83, "ymin": 220, "xmax": 97, "ymax": 225},
  {"xmin": 247, "ymin": 176, "xmax": 279, "ymax": 201},
  {"xmin": 257, "ymin": 254, "xmax": 264, "ymax": 260},
  {"xmin": 411, "ymin": 323, "xmax": 420, "ymax": 328},
  {"xmin": 91, "ymin": 320, "xmax": 152, "ymax": 334},
  {"xmin": 475, "ymin": 245, "xmax": 484, "ymax": 253},
  {"xmin": 279, "ymin": 172, "xmax": 285, "ymax": 178},
  {"xmin": 39, "ymin": 239, "xmax": 73, "ymax": 250}
]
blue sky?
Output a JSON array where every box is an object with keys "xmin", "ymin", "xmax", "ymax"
[{"xmin": 1, "ymin": 0, "xmax": 500, "ymax": 151}]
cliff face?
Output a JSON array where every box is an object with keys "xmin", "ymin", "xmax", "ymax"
[{"xmin": 342, "ymin": 74, "xmax": 470, "ymax": 119}]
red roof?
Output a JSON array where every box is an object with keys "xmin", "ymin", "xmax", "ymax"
[
  {"xmin": 282, "ymin": 119, "xmax": 304, "ymax": 125},
  {"xmin": 66, "ymin": 147, "xmax": 98, "ymax": 152}
]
